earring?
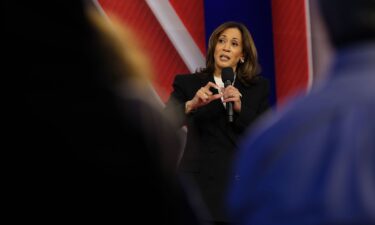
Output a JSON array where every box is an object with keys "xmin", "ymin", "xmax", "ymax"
[{"xmin": 240, "ymin": 58, "xmax": 245, "ymax": 63}]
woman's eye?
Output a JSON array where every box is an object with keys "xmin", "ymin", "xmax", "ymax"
[{"xmin": 232, "ymin": 42, "xmax": 239, "ymax": 47}]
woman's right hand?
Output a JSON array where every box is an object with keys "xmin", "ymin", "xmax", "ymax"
[{"xmin": 185, "ymin": 82, "xmax": 223, "ymax": 114}]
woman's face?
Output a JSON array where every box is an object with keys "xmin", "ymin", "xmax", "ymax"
[{"xmin": 214, "ymin": 27, "xmax": 244, "ymax": 75}]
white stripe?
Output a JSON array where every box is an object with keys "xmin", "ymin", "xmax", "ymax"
[
  {"xmin": 145, "ymin": 0, "xmax": 206, "ymax": 73},
  {"xmin": 90, "ymin": 0, "xmax": 110, "ymax": 21},
  {"xmin": 305, "ymin": 0, "xmax": 314, "ymax": 91}
]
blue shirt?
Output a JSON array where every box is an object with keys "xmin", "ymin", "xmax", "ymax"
[{"xmin": 227, "ymin": 43, "xmax": 375, "ymax": 225}]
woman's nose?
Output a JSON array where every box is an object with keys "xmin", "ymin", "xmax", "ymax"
[{"xmin": 223, "ymin": 44, "xmax": 230, "ymax": 52}]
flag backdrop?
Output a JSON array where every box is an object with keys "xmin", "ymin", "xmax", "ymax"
[{"xmin": 96, "ymin": 0, "xmax": 312, "ymax": 107}]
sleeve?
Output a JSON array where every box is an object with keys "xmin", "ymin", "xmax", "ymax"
[{"xmin": 163, "ymin": 75, "xmax": 189, "ymax": 127}]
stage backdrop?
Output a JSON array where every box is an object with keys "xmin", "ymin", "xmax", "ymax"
[{"xmin": 96, "ymin": 0, "xmax": 313, "ymax": 107}]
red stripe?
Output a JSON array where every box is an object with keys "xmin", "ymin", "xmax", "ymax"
[
  {"xmin": 272, "ymin": 0, "xmax": 309, "ymax": 106},
  {"xmin": 98, "ymin": 0, "xmax": 190, "ymax": 102}
]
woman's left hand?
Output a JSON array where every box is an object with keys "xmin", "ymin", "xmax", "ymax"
[{"xmin": 222, "ymin": 85, "xmax": 242, "ymax": 113}]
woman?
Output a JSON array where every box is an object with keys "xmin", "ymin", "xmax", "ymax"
[{"xmin": 164, "ymin": 21, "xmax": 270, "ymax": 224}]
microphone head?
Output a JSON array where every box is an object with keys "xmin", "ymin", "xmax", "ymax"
[{"xmin": 221, "ymin": 67, "xmax": 234, "ymax": 83}]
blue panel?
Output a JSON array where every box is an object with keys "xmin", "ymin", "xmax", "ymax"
[{"xmin": 204, "ymin": 0, "xmax": 276, "ymax": 105}]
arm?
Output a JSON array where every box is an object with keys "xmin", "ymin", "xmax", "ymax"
[
  {"xmin": 185, "ymin": 82, "xmax": 222, "ymax": 114},
  {"xmin": 164, "ymin": 75, "xmax": 222, "ymax": 126},
  {"xmin": 164, "ymin": 75, "xmax": 189, "ymax": 127}
]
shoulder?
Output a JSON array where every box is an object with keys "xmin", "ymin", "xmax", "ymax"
[
  {"xmin": 173, "ymin": 73, "xmax": 208, "ymax": 83},
  {"xmin": 251, "ymin": 75, "xmax": 269, "ymax": 86},
  {"xmin": 174, "ymin": 73, "xmax": 193, "ymax": 81},
  {"xmin": 239, "ymin": 74, "xmax": 269, "ymax": 87},
  {"xmin": 238, "ymin": 75, "xmax": 269, "ymax": 94}
]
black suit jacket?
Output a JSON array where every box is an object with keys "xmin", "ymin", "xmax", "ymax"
[{"xmin": 165, "ymin": 73, "xmax": 270, "ymax": 222}]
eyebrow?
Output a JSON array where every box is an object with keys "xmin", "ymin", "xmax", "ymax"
[{"xmin": 219, "ymin": 34, "xmax": 240, "ymax": 41}]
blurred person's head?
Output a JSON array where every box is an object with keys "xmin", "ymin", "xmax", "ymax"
[
  {"xmin": 86, "ymin": 5, "xmax": 153, "ymax": 92},
  {"xmin": 10, "ymin": 0, "xmax": 177, "ymax": 172},
  {"xmin": 317, "ymin": 0, "xmax": 375, "ymax": 49},
  {"xmin": 202, "ymin": 21, "xmax": 260, "ymax": 84}
]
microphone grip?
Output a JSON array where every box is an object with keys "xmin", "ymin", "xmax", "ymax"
[
  {"xmin": 226, "ymin": 101, "xmax": 233, "ymax": 122},
  {"xmin": 224, "ymin": 80, "xmax": 234, "ymax": 122}
]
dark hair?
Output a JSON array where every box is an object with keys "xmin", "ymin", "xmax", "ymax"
[
  {"xmin": 318, "ymin": 0, "xmax": 375, "ymax": 48},
  {"xmin": 198, "ymin": 21, "xmax": 261, "ymax": 85}
]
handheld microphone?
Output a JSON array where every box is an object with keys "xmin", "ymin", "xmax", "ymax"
[{"xmin": 221, "ymin": 67, "xmax": 235, "ymax": 122}]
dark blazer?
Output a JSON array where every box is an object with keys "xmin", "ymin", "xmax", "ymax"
[{"xmin": 164, "ymin": 73, "xmax": 270, "ymax": 222}]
